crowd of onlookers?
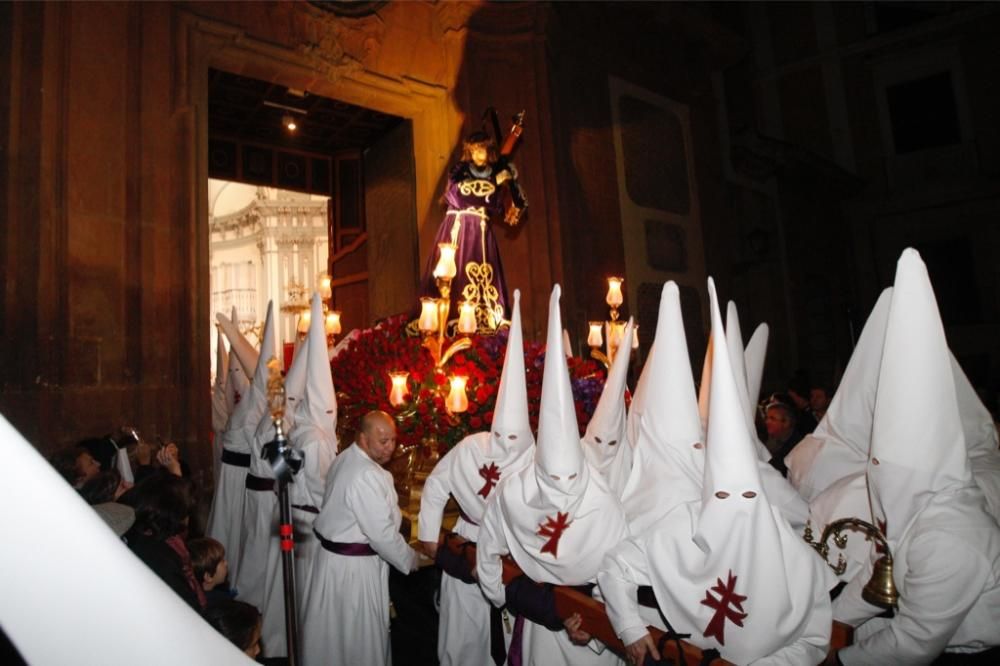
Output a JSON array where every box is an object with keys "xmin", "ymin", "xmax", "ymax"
[{"xmin": 48, "ymin": 431, "xmax": 263, "ymax": 660}]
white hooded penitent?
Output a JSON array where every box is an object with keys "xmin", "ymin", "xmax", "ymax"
[
  {"xmin": 581, "ymin": 317, "xmax": 634, "ymax": 496},
  {"xmin": 786, "ymin": 288, "xmax": 893, "ymax": 502},
  {"xmin": 620, "ymin": 282, "xmax": 703, "ymax": 534},
  {"xmin": 609, "ymin": 278, "xmax": 833, "ymax": 663}
]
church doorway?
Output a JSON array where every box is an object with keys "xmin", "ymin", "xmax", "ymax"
[{"xmin": 206, "ymin": 67, "xmax": 416, "ymax": 374}]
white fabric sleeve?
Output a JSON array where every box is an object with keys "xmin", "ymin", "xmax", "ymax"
[
  {"xmin": 838, "ymin": 533, "xmax": 990, "ymax": 666},
  {"xmin": 417, "ymin": 448, "xmax": 454, "ymax": 542},
  {"xmin": 832, "ymin": 546, "xmax": 882, "ymax": 627},
  {"xmin": 750, "ymin": 583, "xmax": 832, "ymax": 666},
  {"xmin": 476, "ymin": 495, "xmax": 510, "ymax": 608},
  {"xmin": 596, "ymin": 537, "xmax": 652, "ymax": 647},
  {"xmin": 304, "ymin": 440, "xmax": 336, "ymax": 507},
  {"xmin": 348, "ymin": 470, "xmax": 418, "ymax": 574}
]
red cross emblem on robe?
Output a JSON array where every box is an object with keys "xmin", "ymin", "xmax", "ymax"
[
  {"xmin": 478, "ymin": 462, "xmax": 501, "ymax": 498},
  {"xmin": 537, "ymin": 511, "xmax": 572, "ymax": 557},
  {"xmin": 700, "ymin": 570, "xmax": 747, "ymax": 646}
]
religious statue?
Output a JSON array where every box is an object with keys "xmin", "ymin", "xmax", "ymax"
[{"xmin": 417, "ymin": 115, "xmax": 527, "ymax": 333}]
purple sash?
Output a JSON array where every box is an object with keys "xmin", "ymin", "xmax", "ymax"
[{"xmin": 315, "ymin": 529, "xmax": 376, "ymax": 556}]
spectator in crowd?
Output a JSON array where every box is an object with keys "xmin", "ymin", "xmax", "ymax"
[
  {"xmin": 78, "ymin": 469, "xmax": 131, "ymax": 505},
  {"xmin": 809, "ymin": 384, "xmax": 832, "ymax": 422},
  {"xmin": 188, "ymin": 536, "xmax": 234, "ymax": 607},
  {"xmin": 204, "ymin": 600, "xmax": 263, "ymax": 659},
  {"xmin": 122, "ymin": 474, "xmax": 205, "ymax": 612},
  {"xmin": 764, "ymin": 397, "xmax": 809, "ymax": 476}
]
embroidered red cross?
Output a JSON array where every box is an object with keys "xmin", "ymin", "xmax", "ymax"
[
  {"xmin": 700, "ymin": 570, "xmax": 747, "ymax": 646},
  {"xmin": 537, "ymin": 511, "xmax": 572, "ymax": 557},
  {"xmin": 478, "ymin": 462, "xmax": 501, "ymax": 498},
  {"xmin": 233, "ymin": 390, "xmax": 242, "ymax": 406}
]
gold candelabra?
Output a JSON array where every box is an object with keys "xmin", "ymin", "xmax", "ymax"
[
  {"xmin": 804, "ymin": 517, "xmax": 899, "ymax": 609},
  {"xmin": 587, "ymin": 276, "xmax": 637, "ymax": 368}
]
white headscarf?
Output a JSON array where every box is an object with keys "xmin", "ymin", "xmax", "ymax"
[
  {"xmin": 786, "ymin": 288, "xmax": 893, "ymax": 502},
  {"xmin": 496, "ymin": 285, "xmax": 627, "ymax": 585},
  {"xmin": 642, "ymin": 278, "xmax": 833, "ymax": 662},
  {"xmin": 581, "ymin": 318, "xmax": 634, "ymax": 495},
  {"xmin": 868, "ymin": 249, "xmax": 972, "ymax": 546},
  {"xmin": 620, "ymin": 282, "xmax": 703, "ymax": 533}
]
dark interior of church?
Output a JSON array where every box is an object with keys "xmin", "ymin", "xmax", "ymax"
[{"xmin": 2, "ymin": 1, "xmax": 999, "ymax": 664}]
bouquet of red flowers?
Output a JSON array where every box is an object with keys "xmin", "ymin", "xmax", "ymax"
[{"xmin": 330, "ymin": 314, "xmax": 606, "ymax": 453}]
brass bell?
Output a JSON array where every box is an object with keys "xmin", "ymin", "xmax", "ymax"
[{"xmin": 862, "ymin": 553, "xmax": 899, "ymax": 609}]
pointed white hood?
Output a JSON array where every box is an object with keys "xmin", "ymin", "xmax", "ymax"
[
  {"xmin": 299, "ymin": 292, "xmax": 337, "ymax": 439},
  {"xmin": 489, "ymin": 289, "xmax": 533, "ymax": 460},
  {"xmin": 620, "ymin": 282, "xmax": 703, "ymax": 532},
  {"xmin": 951, "ymin": 353, "xmax": 1000, "ymax": 522},
  {"xmin": 0, "ymin": 415, "xmax": 257, "ymax": 665},
  {"xmin": 431, "ymin": 291, "xmax": 535, "ymax": 529},
  {"xmin": 786, "ymin": 288, "xmax": 893, "ymax": 502},
  {"xmin": 534, "ymin": 285, "xmax": 587, "ymax": 497},
  {"xmin": 726, "ymin": 302, "xmax": 771, "ymax": 461},
  {"xmin": 744, "ymin": 323, "xmax": 769, "ymax": 416},
  {"xmin": 869, "ymin": 249, "xmax": 972, "ymax": 545},
  {"xmin": 582, "ymin": 318, "xmax": 633, "ymax": 488},
  {"xmin": 495, "ymin": 285, "xmax": 628, "ymax": 586},
  {"xmin": 697, "ymin": 334, "xmax": 713, "ymax": 433},
  {"xmin": 636, "ymin": 278, "xmax": 834, "ymax": 662},
  {"xmin": 217, "ymin": 307, "xmax": 260, "ymax": 380},
  {"xmin": 282, "ymin": 302, "xmax": 312, "ymax": 434},
  {"xmin": 220, "ymin": 303, "xmax": 273, "ymax": 454}
]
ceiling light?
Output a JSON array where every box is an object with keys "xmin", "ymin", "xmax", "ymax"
[{"xmin": 283, "ymin": 114, "xmax": 297, "ymax": 132}]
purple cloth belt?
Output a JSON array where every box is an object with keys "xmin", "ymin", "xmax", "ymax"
[
  {"xmin": 314, "ymin": 530, "xmax": 376, "ymax": 556},
  {"xmin": 221, "ymin": 448, "xmax": 251, "ymax": 468},
  {"xmin": 245, "ymin": 473, "xmax": 275, "ymax": 492},
  {"xmin": 292, "ymin": 504, "xmax": 319, "ymax": 514}
]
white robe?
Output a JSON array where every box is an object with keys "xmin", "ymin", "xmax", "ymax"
[
  {"xmin": 599, "ymin": 504, "xmax": 833, "ymax": 666},
  {"xmin": 477, "ymin": 465, "xmax": 627, "ymax": 666},
  {"xmin": 206, "ymin": 385, "xmax": 265, "ymax": 587},
  {"xmin": 233, "ymin": 419, "xmax": 280, "ymax": 656},
  {"xmin": 417, "ymin": 432, "xmax": 530, "ymax": 665},
  {"xmin": 301, "ymin": 444, "xmax": 418, "ymax": 666},
  {"xmin": 256, "ymin": 424, "xmax": 337, "ymax": 660},
  {"xmin": 834, "ymin": 488, "xmax": 1000, "ymax": 664}
]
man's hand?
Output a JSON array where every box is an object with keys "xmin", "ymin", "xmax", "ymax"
[
  {"xmin": 563, "ymin": 612, "xmax": 591, "ymax": 646},
  {"xmin": 156, "ymin": 442, "xmax": 182, "ymax": 477},
  {"xmin": 495, "ymin": 169, "xmax": 511, "ymax": 185},
  {"xmin": 625, "ymin": 632, "xmax": 659, "ymax": 665},
  {"xmin": 418, "ymin": 540, "xmax": 438, "ymax": 559}
]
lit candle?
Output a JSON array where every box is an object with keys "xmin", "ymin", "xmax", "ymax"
[
  {"xmin": 606, "ymin": 276, "xmax": 624, "ymax": 308},
  {"xmin": 325, "ymin": 310, "xmax": 342, "ymax": 336},
  {"xmin": 297, "ymin": 310, "xmax": 311, "ymax": 334},
  {"xmin": 418, "ymin": 298, "xmax": 439, "ymax": 332},
  {"xmin": 457, "ymin": 300, "xmax": 477, "ymax": 334},
  {"xmin": 632, "ymin": 324, "xmax": 640, "ymax": 350},
  {"xmin": 446, "ymin": 375, "xmax": 469, "ymax": 413},
  {"xmin": 432, "ymin": 243, "xmax": 458, "ymax": 280},
  {"xmin": 388, "ymin": 371, "xmax": 409, "ymax": 407},
  {"xmin": 587, "ymin": 321, "xmax": 604, "ymax": 348},
  {"xmin": 319, "ymin": 275, "xmax": 333, "ymax": 300}
]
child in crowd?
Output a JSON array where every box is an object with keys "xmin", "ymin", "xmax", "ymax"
[
  {"xmin": 204, "ymin": 600, "xmax": 262, "ymax": 659},
  {"xmin": 188, "ymin": 536, "xmax": 235, "ymax": 606}
]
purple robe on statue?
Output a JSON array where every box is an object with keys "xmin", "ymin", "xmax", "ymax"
[{"xmin": 419, "ymin": 160, "xmax": 526, "ymax": 331}]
